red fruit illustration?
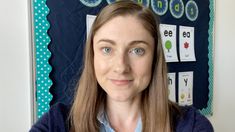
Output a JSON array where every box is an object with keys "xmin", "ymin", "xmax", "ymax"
[{"xmin": 184, "ymin": 42, "xmax": 189, "ymax": 49}]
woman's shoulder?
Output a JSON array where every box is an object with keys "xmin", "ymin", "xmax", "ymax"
[
  {"xmin": 30, "ymin": 103, "xmax": 71, "ymax": 132},
  {"xmin": 175, "ymin": 105, "xmax": 214, "ymax": 132}
]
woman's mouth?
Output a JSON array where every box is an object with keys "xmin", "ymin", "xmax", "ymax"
[{"xmin": 110, "ymin": 79, "xmax": 132, "ymax": 86}]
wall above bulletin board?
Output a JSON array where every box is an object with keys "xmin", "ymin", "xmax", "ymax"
[{"xmin": 32, "ymin": 0, "xmax": 214, "ymax": 119}]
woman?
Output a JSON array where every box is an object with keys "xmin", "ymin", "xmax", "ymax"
[{"xmin": 30, "ymin": 1, "xmax": 213, "ymax": 132}]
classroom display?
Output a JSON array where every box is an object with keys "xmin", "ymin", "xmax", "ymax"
[{"xmin": 32, "ymin": 0, "xmax": 214, "ymax": 118}]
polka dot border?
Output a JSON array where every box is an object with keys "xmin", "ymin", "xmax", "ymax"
[{"xmin": 33, "ymin": 0, "xmax": 52, "ymax": 118}]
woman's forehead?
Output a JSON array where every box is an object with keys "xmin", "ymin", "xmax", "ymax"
[{"xmin": 94, "ymin": 16, "xmax": 153, "ymax": 39}]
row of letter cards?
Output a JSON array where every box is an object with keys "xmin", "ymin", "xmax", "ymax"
[
  {"xmin": 168, "ymin": 72, "xmax": 193, "ymax": 106},
  {"xmin": 160, "ymin": 24, "xmax": 196, "ymax": 63}
]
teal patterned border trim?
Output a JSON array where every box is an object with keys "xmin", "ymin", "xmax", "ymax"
[
  {"xmin": 33, "ymin": 0, "xmax": 52, "ymax": 118},
  {"xmin": 200, "ymin": 0, "xmax": 214, "ymax": 116}
]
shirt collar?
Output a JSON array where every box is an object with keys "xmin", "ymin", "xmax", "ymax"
[
  {"xmin": 97, "ymin": 105, "xmax": 142, "ymax": 132},
  {"xmin": 97, "ymin": 105, "xmax": 107, "ymax": 125},
  {"xmin": 97, "ymin": 104, "xmax": 112, "ymax": 127}
]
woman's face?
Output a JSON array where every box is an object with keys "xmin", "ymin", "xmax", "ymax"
[{"xmin": 93, "ymin": 15, "xmax": 155, "ymax": 102}]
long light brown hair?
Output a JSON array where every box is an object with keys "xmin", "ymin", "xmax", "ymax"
[{"xmin": 69, "ymin": 1, "xmax": 180, "ymax": 132}]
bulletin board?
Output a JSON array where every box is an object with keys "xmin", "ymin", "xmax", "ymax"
[{"xmin": 32, "ymin": 0, "xmax": 214, "ymax": 118}]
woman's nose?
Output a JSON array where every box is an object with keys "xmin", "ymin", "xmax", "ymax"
[{"xmin": 113, "ymin": 53, "xmax": 130, "ymax": 74}]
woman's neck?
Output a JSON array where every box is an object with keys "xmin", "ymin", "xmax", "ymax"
[{"xmin": 106, "ymin": 95, "xmax": 141, "ymax": 132}]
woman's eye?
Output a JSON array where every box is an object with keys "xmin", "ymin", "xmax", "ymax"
[
  {"xmin": 102, "ymin": 47, "xmax": 112, "ymax": 54},
  {"xmin": 130, "ymin": 48, "xmax": 145, "ymax": 56}
]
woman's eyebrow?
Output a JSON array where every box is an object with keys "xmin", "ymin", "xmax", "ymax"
[
  {"xmin": 129, "ymin": 40, "xmax": 151, "ymax": 46},
  {"xmin": 96, "ymin": 39, "xmax": 151, "ymax": 46},
  {"xmin": 96, "ymin": 39, "xmax": 116, "ymax": 45}
]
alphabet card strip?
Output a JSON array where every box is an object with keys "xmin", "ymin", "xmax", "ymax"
[
  {"xmin": 167, "ymin": 73, "xmax": 176, "ymax": 102},
  {"xmin": 179, "ymin": 26, "xmax": 196, "ymax": 62},
  {"xmin": 178, "ymin": 71, "xmax": 193, "ymax": 106},
  {"xmin": 160, "ymin": 24, "xmax": 179, "ymax": 62}
]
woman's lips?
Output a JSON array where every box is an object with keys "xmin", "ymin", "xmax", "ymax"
[{"xmin": 110, "ymin": 79, "xmax": 132, "ymax": 86}]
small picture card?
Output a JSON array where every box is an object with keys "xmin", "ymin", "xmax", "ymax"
[
  {"xmin": 168, "ymin": 73, "xmax": 176, "ymax": 102},
  {"xmin": 178, "ymin": 71, "xmax": 193, "ymax": 106},
  {"xmin": 160, "ymin": 24, "xmax": 179, "ymax": 62},
  {"xmin": 86, "ymin": 14, "xmax": 96, "ymax": 38},
  {"xmin": 179, "ymin": 26, "xmax": 196, "ymax": 62}
]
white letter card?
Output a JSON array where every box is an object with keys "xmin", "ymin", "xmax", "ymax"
[
  {"xmin": 179, "ymin": 26, "xmax": 196, "ymax": 62},
  {"xmin": 168, "ymin": 73, "xmax": 176, "ymax": 102},
  {"xmin": 160, "ymin": 24, "xmax": 179, "ymax": 62},
  {"xmin": 178, "ymin": 71, "xmax": 193, "ymax": 106},
  {"xmin": 86, "ymin": 15, "xmax": 96, "ymax": 38}
]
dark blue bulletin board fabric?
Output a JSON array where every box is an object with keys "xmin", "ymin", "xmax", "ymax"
[
  {"xmin": 46, "ymin": 0, "xmax": 210, "ymax": 110},
  {"xmin": 46, "ymin": 0, "xmax": 107, "ymax": 105}
]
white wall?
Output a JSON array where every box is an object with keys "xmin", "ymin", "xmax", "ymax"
[
  {"xmin": 0, "ymin": 0, "xmax": 32, "ymax": 132},
  {"xmin": 208, "ymin": 0, "xmax": 235, "ymax": 132},
  {"xmin": 0, "ymin": 0, "xmax": 235, "ymax": 132}
]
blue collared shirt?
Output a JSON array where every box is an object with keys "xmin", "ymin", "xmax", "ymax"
[{"xmin": 97, "ymin": 109, "xmax": 142, "ymax": 132}]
